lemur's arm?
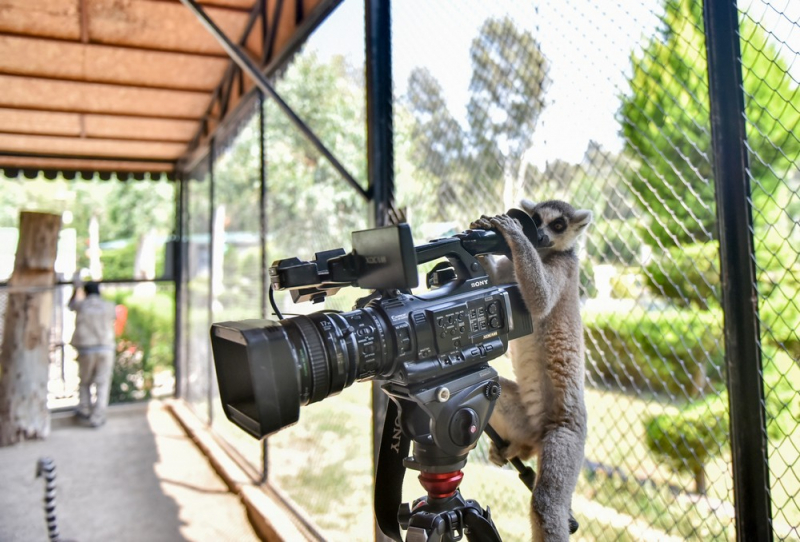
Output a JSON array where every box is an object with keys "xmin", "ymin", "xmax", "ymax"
[{"xmin": 481, "ymin": 214, "xmax": 570, "ymax": 320}]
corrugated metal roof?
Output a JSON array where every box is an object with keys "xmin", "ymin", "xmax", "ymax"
[{"xmin": 0, "ymin": 0, "xmax": 337, "ymax": 179}]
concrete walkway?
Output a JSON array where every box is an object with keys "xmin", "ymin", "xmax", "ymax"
[{"xmin": 0, "ymin": 401, "xmax": 260, "ymax": 542}]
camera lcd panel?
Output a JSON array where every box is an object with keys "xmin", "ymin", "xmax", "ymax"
[{"xmin": 352, "ymin": 224, "xmax": 419, "ymax": 291}]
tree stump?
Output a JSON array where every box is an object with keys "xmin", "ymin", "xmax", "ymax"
[{"xmin": 0, "ymin": 211, "xmax": 62, "ymax": 446}]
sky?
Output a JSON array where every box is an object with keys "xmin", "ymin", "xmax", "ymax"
[{"xmin": 306, "ymin": 0, "xmax": 799, "ymax": 169}]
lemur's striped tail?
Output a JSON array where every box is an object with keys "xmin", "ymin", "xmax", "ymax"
[{"xmin": 36, "ymin": 457, "xmax": 60, "ymax": 542}]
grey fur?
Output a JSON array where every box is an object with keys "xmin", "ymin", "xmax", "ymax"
[{"xmin": 471, "ymin": 200, "xmax": 592, "ymax": 542}]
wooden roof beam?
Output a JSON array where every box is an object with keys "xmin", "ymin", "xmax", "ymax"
[{"xmin": 0, "ymin": 75, "xmax": 211, "ymax": 119}]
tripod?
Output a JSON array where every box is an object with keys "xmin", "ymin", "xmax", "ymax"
[{"xmin": 375, "ymin": 367, "xmax": 503, "ymax": 542}]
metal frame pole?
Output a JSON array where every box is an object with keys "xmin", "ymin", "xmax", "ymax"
[
  {"xmin": 206, "ymin": 145, "xmax": 215, "ymax": 426},
  {"xmin": 703, "ymin": 1, "xmax": 772, "ymax": 539},
  {"xmin": 365, "ymin": 1, "xmax": 393, "ymax": 540},
  {"xmin": 259, "ymin": 90, "xmax": 270, "ymax": 485},
  {"xmin": 173, "ymin": 170, "xmax": 185, "ymax": 398}
]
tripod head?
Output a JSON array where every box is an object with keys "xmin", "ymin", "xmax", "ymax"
[{"xmin": 376, "ymin": 367, "xmax": 503, "ymax": 542}]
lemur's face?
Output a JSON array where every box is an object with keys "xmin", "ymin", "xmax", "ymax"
[{"xmin": 522, "ymin": 199, "xmax": 593, "ymax": 252}]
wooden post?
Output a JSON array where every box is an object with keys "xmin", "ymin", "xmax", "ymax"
[{"xmin": 0, "ymin": 211, "xmax": 62, "ymax": 446}]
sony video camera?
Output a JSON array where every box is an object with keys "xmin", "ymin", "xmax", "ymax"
[{"xmin": 209, "ymin": 209, "xmax": 546, "ymax": 459}]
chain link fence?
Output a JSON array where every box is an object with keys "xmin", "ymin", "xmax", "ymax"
[
  {"xmin": 740, "ymin": 0, "xmax": 800, "ymax": 537},
  {"xmin": 170, "ymin": 0, "xmax": 798, "ymax": 539},
  {"xmin": 177, "ymin": 4, "xmax": 375, "ymax": 537},
  {"xmin": 390, "ymin": 0, "xmax": 798, "ymax": 540}
]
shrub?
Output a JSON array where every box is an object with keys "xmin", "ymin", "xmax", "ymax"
[
  {"xmin": 610, "ymin": 268, "xmax": 645, "ymax": 299},
  {"xmin": 101, "ymin": 242, "xmax": 137, "ymax": 280},
  {"xmin": 644, "ymin": 242, "xmax": 721, "ymax": 310},
  {"xmin": 586, "ymin": 218, "xmax": 643, "ymax": 266},
  {"xmin": 584, "ymin": 307, "xmax": 724, "ymax": 396},
  {"xmin": 759, "ymin": 267, "xmax": 800, "ymax": 358},
  {"xmin": 579, "ymin": 259, "xmax": 597, "ymax": 299},
  {"xmin": 644, "ymin": 392, "xmax": 728, "ymax": 494},
  {"xmin": 762, "ymin": 347, "xmax": 800, "ymax": 439},
  {"xmin": 101, "ymin": 240, "xmax": 167, "ymax": 280},
  {"xmin": 108, "ymin": 291, "xmax": 174, "ymax": 403},
  {"xmin": 644, "ymin": 346, "xmax": 800, "ymax": 495}
]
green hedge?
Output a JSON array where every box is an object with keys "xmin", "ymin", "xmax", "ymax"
[
  {"xmin": 644, "ymin": 240, "xmax": 799, "ymax": 356},
  {"xmin": 644, "ymin": 393, "xmax": 728, "ymax": 494},
  {"xmin": 644, "ymin": 242, "xmax": 720, "ymax": 310},
  {"xmin": 643, "ymin": 347, "xmax": 800, "ymax": 494},
  {"xmin": 584, "ymin": 307, "xmax": 724, "ymax": 396}
]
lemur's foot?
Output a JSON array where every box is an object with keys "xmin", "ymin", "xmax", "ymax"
[
  {"xmin": 489, "ymin": 441, "xmax": 509, "ymax": 466},
  {"xmin": 489, "ymin": 440, "xmax": 534, "ymax": 466}
]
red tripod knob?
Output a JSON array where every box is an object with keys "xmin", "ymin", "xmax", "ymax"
[{"xmin": 418, "ymin": 470, "xmax": 464, "ymax": 499}]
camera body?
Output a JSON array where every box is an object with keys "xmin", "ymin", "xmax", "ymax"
[{"xmin": 210, "ymin": 212, "xmax": 541, "ymax": 459}]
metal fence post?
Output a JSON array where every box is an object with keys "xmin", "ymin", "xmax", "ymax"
[
  {"xmin": 366, "ymin": 0, "xmax": 393, "ymax": 540},
  {"xmin": 702, "ymin": 1, "xmax": 772, "ymax": 539},
  {"xmin": 259, "ymin": 90, "xmax": 270, "ymax": 485},
  {"xmin": 173, "ymin": 171, "xmax": 184, "ymax": 398}
]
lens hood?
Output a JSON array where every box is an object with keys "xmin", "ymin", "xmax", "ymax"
[{"xmin": 210, "ymin": 320, "xmax": 301, "ymax": 438}]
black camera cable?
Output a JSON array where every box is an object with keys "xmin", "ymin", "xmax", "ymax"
[{"xmin": 268, "ymin": 284, "xmax": 283, "ymax": 320}]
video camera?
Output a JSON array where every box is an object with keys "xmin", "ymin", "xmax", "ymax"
[{"xmin": 209, "ymin": 209, "xmax": 547, "ymax": 541}]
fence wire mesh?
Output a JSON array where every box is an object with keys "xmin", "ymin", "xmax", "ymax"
[
  {"xmin": 184, "ymin": 164, "xmax": 213, "ymax": 425},
  {"xmin": 169, "ymin": 0, "xmax": 799, "ymax": 539},
  {"xmin": 739, "ymin": 1, "xmax": 800, "ymax": 539},
  {"xmin": 389, "ymin": 0, "xmax": 797, "ymax": 540},
  {"xmin": 261, "ymin": 13, "xmax": 375, "ymax": 537}
]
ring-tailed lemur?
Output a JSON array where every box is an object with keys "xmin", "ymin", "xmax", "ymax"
[
  {"xmin": 36, "ymin": 457, "xmax": 61, "ymax": 542},
  {"xmin": 471, "ymin": 199, "xmax": 592, "ymax": 542}
]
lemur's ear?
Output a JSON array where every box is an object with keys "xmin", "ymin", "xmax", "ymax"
[
  {"xmin": 573, "ymin": 209, "xmax": 593, "ymax": 230},
  {"xmin": 519, "ymin": 199, "xmax": 537, "ymax": 215}
]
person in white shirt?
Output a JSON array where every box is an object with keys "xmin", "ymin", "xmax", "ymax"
[{"xmin": 68, "ymin": 281, "xmax": 116, "ymax": 428}]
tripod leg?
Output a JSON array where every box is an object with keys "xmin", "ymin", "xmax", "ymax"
[{"xmin": 462, "ymin": 507, "xmax": 503, "ymax": 542}]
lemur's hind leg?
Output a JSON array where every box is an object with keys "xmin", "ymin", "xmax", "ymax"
[{"xmin": 530, "ymin": 425, "xmax": 585, "ymax": 542}]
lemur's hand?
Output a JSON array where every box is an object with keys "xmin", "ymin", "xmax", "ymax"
[
  {"xmin": 488, "ymin": 214, "xmax": 526, "ymax": 244},
  {"xmin": 470, "ymin": 215, "xmax": 493, "ymax": 230}
]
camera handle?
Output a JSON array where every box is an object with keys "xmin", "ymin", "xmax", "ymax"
[{"xmin": 375, "ymin": 372, "xmax": 503, "ymax": 542}]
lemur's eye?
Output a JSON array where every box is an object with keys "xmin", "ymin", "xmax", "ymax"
[
  {"xmin": 550, "ymin": 219, "xmax": 566, "ymax": 233},
  {"xmin": 533, "ymin": 214, "xmax": 542, "ymax": 227}
]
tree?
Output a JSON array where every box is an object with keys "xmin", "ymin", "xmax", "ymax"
[
  {"xmin": 0, "ymin": 212, "xmax": 61, "ymax": 446},
  {"xmin": 467, "ymin": 16, "xmax": 548, "ymax": 188},
  {"xmin": 404, "ymin": 17, "xmax": 548, "ymax": 221},
  {"xmin": 404, "ymin": 67, "xmax": 470, "ymax": 215},
  {"xmin": 620, "ymin": 0, "xmax": 800, "ymax": 247},
  {"xmin": 265, "ymin": 51, "xmax": 368, "ymax": 257}
]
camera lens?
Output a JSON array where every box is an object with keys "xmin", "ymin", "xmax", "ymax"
[{"xmin": 211, "ymin": 308, "xmax": 389, "ymax": 439}]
